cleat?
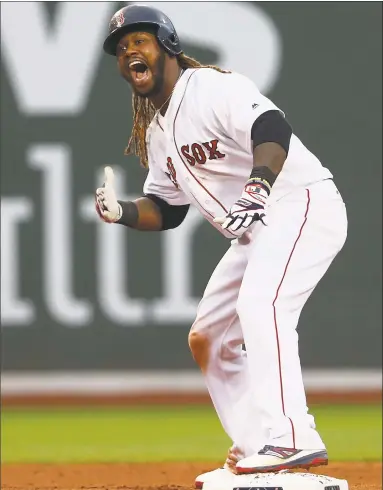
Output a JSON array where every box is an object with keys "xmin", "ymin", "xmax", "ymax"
[{"xmin": 236, "ymin": 445, "xmax": 328, "ymax": 474}]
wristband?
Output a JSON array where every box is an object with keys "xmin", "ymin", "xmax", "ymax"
[
  {"xmin": 116, "ymin": 200, "xmax": 139, "ymax": 228},
  {"xmin": 248, "ymin": 166, "xmax": 276, "ymax": 195}
]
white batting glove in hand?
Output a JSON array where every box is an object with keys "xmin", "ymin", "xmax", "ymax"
[
  {"xmin": 214, "ymin": 177, "xmax": 271, "ymax": 236},
  {"xmin": 95, "ymin": 166, "xmax": 122, "ymax": 223}
]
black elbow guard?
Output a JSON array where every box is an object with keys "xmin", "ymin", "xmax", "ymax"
[
  {"xmin": 251, "ymin": 110, "xmax": 293, "ymax": 155},
  {"xmin": 145, "ymin": 194, "xmax": 189, "ymax": 230}
]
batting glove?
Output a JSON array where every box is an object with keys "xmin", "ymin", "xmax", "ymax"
[
  {"xmin": 215, "ymin": 176, "xmax": 271, "ymax": 236},
  {"xmin": 95, "ymin": 166, "xmax": 122, "ymax": 223}
]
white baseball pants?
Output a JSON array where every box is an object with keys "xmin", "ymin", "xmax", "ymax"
[{"xmin": 190, "ymin": 179, "xmax": 348, "ymax": 457}]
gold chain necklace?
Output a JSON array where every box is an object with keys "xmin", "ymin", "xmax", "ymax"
[{"xmin": 155, "ymin": 69, "xmax": 185, "ymax": 123}]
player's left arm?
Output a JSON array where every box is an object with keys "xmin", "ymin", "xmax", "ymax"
[
  {"xmin": 214, "ymin": 74, "xmax": 292, "ymax": 234},
  {"xmin": 243, "ymin": 110, "xmax": 293, "ymax": 223}
]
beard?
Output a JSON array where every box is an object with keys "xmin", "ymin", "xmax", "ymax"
[{"xmin": 132, "ymin": 50, "xmax": 166, "ymax": 98}]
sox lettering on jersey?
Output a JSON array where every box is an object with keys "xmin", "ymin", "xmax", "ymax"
[{"xmin": 181, "ymin": 140, "xmax": 226, "ymax": 166}]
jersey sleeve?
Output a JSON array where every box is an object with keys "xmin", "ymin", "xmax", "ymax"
[
  {"xmin": 212, "ymin": 72, "xmax": 284, "ymax": 153},
  {"xmin": 143, "ymin": 163, "xmax": 191, "ymax": 206}
]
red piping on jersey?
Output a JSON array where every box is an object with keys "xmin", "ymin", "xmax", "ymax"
[
  {"xmin": 272, "ymin": 188, "xmax": 311, "ymax": 449},
  {"xmin": 172, "ymin": 70, "xmax": 236, "ymax": 238}
]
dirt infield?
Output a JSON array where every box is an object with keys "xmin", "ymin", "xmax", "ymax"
[{"xmin": 1, "ymin": 462, "xmax": 381, "ymax": 490}]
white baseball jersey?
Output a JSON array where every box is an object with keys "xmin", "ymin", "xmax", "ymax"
[{"xmin": 143, "ymin": 68, "xmax": 333, "ymax": 238}]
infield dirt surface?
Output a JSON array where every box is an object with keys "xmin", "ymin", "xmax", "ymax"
[{"xmin": 2, "ymin": 462, "xmax": 381, "ymax": 490}]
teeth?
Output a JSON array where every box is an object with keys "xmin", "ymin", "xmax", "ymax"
[{"xmin": 129, "ymin": 60, "xmax": 146, "ymax": 69}]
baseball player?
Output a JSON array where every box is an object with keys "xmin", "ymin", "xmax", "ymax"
[{"xmin": 97, "ymin": 5, "xmax": 348, "ymax": 488}]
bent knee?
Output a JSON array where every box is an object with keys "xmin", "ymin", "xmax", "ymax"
[{"xmin": 188, "ymin": 330, "xmax": 210, "ymax": 372}]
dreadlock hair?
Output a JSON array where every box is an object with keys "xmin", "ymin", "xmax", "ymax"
[{"xmin": 124, "ymin": 53, "xmax": 230, "ymax": 169}]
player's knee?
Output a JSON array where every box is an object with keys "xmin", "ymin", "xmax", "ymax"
[{"xmin": 188, "ymin": 330, "xmax": 210, "ymax": 372}]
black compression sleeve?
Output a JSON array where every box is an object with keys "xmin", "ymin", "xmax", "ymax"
[
  {"xmin": 145, "ymin": 194, "xmax": 190, "ymax": 230},
  {"xmin": 251, "ymin": 110, "xmax": 292, "ymax": 154},
  {"xmin": 116, "ymin": 200, "xmax": 139, "ymax": 227}
]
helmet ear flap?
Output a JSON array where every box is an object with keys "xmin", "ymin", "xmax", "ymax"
[{"xmin": 157, "ymin": 24, "xmax": 182, "ymax": 56}]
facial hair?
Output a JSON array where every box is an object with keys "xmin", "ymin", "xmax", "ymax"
[{"xmin": 132, "ymin": 49, "xmax": 166, "ymax": 98}]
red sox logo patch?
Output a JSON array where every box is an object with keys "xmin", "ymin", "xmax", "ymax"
[
  {"xmin": 165, "ymin": 157, "xmax": 179, "ymax": 189},
  {"xmin": 112, "ymin": 9, "xmax": 125, "ymax": 29}
]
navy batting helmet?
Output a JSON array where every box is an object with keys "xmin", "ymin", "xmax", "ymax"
[{"xmin": 103, "ymin": 4, "xmax": 182, "ymax": 57}]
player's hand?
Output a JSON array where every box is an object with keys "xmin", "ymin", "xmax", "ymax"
[
  {"xmin": 95, "ymin": 166, "xmax": 122, "ymax": 223},
  {"xmin": 214, "ymin": 177, "xmax": 271, "ymax": 236}
]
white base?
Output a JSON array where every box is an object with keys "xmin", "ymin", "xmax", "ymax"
[{"xmin": 202, "ymin": 471, "xmax": 349, "ymax": 490}]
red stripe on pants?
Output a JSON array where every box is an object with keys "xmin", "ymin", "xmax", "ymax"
[{"xmin": 272, "ymin": 188, "xmax": 311, "ymax": 449}]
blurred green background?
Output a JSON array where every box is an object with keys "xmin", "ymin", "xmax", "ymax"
[{"xmin": 2, "ymin": 404, "xmax": 382, "ymax": 463}]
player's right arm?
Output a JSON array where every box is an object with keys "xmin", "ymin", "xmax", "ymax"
[
  {"xmin": 95, "ymin": 166, "xmax": 190, "ymax": 231},
  {"xmin": 99, "ymin": 195, "xmax": 163, "ymax": 231}
]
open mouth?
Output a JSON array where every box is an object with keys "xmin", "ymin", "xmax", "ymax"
[{"xmin": 129, "ymin": 60, "xmax": 150, "ymax": 85}]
